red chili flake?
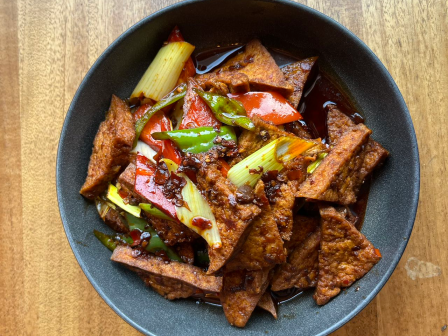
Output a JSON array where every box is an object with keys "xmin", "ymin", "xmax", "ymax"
[
  {"xmin": 130, "ymin": 229, "xmax": 142, "ymax": 246},
  {"xmin": 154, "ymin": 161, "xmax": 170, "ymax": 185},
  {"xmin": 286, "ymin": 169, "xmax": 303, "ymax": 180},
  {"xmin": 192, "ymin": 217, "xmax": 212, "ymax": 230},
  {"xmin": 118, "ymin": 189, "xmax": 129, "ymax": 199},
  {"xmin": 249, "ymin": 166, "xmax": 264, "ymax": 175}
]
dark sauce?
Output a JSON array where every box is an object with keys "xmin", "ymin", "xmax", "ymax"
[
  {"xmin": 299, "ymin": 72, "xmax": 364, "ymax": 143},
  {"xmin": 271, "ymin": 288, "xmax": 303, "ymax": 305},
  {"xmin": 190, "ymin": 44, "xmax": 372, "ymax": 308},
  {"xmin": 194, "ymin": 45, "xmax": 244, "ymax": 75},
  {"xmin": 192, "ymin": 292, "xmax": 222, "ymax": 307},
  {"xmin": 352, "ymin": 176, "xmax": 371, "ymax": 230}
]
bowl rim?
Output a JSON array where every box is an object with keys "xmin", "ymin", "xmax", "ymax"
[{"xmin": 56, "ymin": 0, "xmax": 420, "ymax": 335}]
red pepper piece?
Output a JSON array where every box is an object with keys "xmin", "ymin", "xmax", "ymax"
[
  {"xmin": 167, "ymin": 26, "xmax": 196, "ymax": 84},
  {"xmin": 178, "ymin": 58, "xmax": 196, "ymax": 84},
  {"xmin": 219, "ymin": 159, "xmax": 230, "ymax": 178},
  {"xmin": 179, "ymin": 82, "xmax": 221, "ymax": 130},
  {"xmin": 167, "ymin": 26, "xmax": 184, "ymax": 43},
  {"xmin": 228, "ymin": 91, "xmax": 303, "ymax": 125},
  {"xmin": 134, "ymin": 154, "xmax": 177, "ymax": 220},
  {"xmin": 134, "ymin": 105, "xmax": 183, "ymax": 164},
  {"xmin": 374, "ymin": 248, "xmax": 382, "ymax": 258}
]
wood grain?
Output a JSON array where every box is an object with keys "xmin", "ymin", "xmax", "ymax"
[{"xmin": 0, "ymin": 0, "xmax": 446, "ymax": 335}]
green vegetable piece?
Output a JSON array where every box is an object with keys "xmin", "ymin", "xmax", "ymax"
[
  {"xmin": 195, "ymin": 250, "xmax": 210, "ymax": 266},
  {"xmin": 125, "ymin": 213, "xmax": 149, "ymax": 232},
  {"xmin": 133, "ymin": 83, "xmax": 187, "ymax": 148},
  {"xmin": 93, "ymin": 230, "xmax": 132, "ymax": 251},
  {"xmin": 118, "ymin": 235, "xmax": 133, "ymax": 245},
  {"xmin": 307, "ymin": 153, "xmax": 328, "ymax": 174},
  {"xmin": 93, "ymin": 230, "xmax": 117, "ymax": 251},
  {"xmin": 124, "ymin": 213, "xmax": 182, "ymax": 262},
  {"xmin": 106, "ymin": 184, "xmax": 141, "ymax": 218},
  {"xmin": 152, "ymin": 126, "xmax": 237, "ymax": 154},
  {"xmin": 139, "ymin": 203, "xmax": 173, "ymax": 221},
  {"xmin": 194, "ymin": 89, "xmax": 255, "ymax": 131},
  {"xmin": 146, "ymin": 236, "xmax": 182, "ymax": 262}
]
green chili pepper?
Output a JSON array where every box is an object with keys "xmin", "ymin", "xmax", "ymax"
[
  {"xmin": 151, "ymin": 126, "xmax": 237, "ymax": 154},
  {"xmin": 125, "ymin": 213, "xmax": 148, "ymax": 231},
  {"xmin": 139, "ymin": 203, "xmax": 173, "ymax": 221},
  {"xmin": 133, "ymin": 83, "xmax": 187, "ymax": 148},
  {"xmin": 93, "ymin": 230, "xmax": 132, "ymax": 251},
  {"xmin": 94, "ymin": 230, "xmax": 117, "ymax": 251},
  {"xmin": 195, "ymin": 249, "xmax": 210, "ymax": 267},
  {"xmin": 124, "ymin": 213, "xmax": 182, "ymax": 262},
  {"xmin": 193, "ymin": 89, "xmax": 255, "ymax": 131}
]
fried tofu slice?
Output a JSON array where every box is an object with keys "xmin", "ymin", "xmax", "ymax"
[
  {"xmin": 361, "ymin": 140, "xmax": 389, "ymax": 179},
  {"xmin": 225, "ymin": 181, "xmax": 286, "ymax": 271},
  {"xmin": 138, "ymin": 273, "xmax": 196, "ymax": 300},
  {"xmin": 111, "ymin": 245, "xmax": 222, "ymax": 292},
  {"xmin": 270, "ymin": 181, "xmax": 298, "ymax": 241},
  {"xmin": 116, "ymin": 163, "xmax": 143, "ymax": 204},
  {"xmin": 144, "ymin": 213, "xmax": 199, "ymax": 246},
  {"xmin": 266, "ymin": 157, "xmax": 311, "ymax": 241},
  {"xmin": 271, "ymin": 216, "xmax": 320, "ymax": 292},
  {"xmin": 220, "ymin": 268, "xmax": 270, "ymax": 327},
  {"xmin": 117, "ymin": 163, "xmax": 199, "ymax": 245},
  {"xmin": 271, "ymin": 228, "xmax": 321, "ymax": 292},
  {"xmin": 296, "ymin": 123, "xmax": 372, "ymax": 204},
  {"xmin": 281, "ymin": 57, "xmax": 318, "ymax": 108},
  {"xmin": 195, "ymin": 71, "xmax": 250, "ymax": 95},
  {"xmin": 327, "ymin": 104, "xmax": 389, "ymax": 181},
  {"xmin": 313, "ymin": 206, "xmax": 381, "ymax": 305},
  {"xmin": 257, "ymin": 291, "xmax": 277, "ymax": 319},
  {"xmin": 80, "ymin": 95, "xmax": 135, "ymax": 199},
  {"xmin": 216, "ymin": 39, "xmax": 293, "ymax": 96},
  {"xmin": 284, "ymin": 215, "xmax": 319, "ymax": 253},
  {"xmin": 174, "ymin": 242, "xmax": 195, "ymax": 265},
  {"xmin": 284, "ymin": 120, "xmax": 313, "ymax": 139},
  {"xmin": 327, "ymin": 106, "xmax": 358, "ymax": 144},
  {"xmin": 195, "ymin": 159, "xmax": 261, "ymax": 274},
  {"xmin": 103, "ymin": 207, "xmax": 129, "ymax": 233},
  {"xmin": 271, "ymin": 215, "xmax": 319, "ymax": 291}
]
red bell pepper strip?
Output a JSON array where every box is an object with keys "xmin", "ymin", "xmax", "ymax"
[
  {"xmin": 167, "ymin": 26, "xmax": 196, "ymax": 84},
  {"xmin": 228, "ymin": 91, "xmax": 303, "ymax": 125},
  {"xmin": 134, "ymin": 154, "xmax": 178, "ymax": 220},
  {"xmin": 179, "ymin": 81, "xmax": 221, "ymax": 130},
  {"xmin": 134, "ymin": 104, "xmax": 183, "ymax": 164}
]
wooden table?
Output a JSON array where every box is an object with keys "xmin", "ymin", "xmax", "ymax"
[{"xmin": 1, "ymin": 0, "xmax": 446, "ymax": 334}]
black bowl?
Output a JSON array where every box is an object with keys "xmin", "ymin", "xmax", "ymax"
[{"xmin": 56, "ymin": 0, "xmax": 419, "ymax": 335}]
